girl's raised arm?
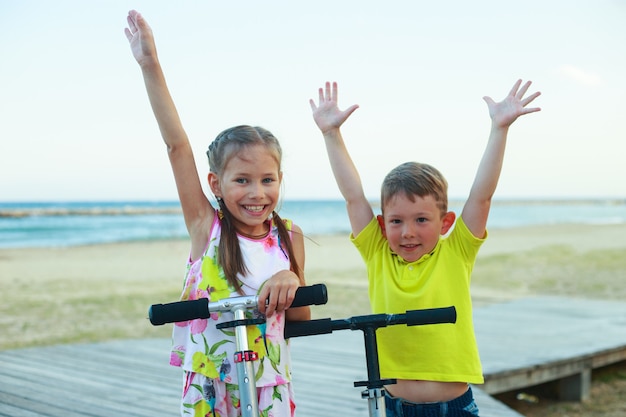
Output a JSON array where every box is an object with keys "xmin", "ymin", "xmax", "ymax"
[{"xmin": 125, "ymin": 10, "xmax": 213, "ymax": 254}]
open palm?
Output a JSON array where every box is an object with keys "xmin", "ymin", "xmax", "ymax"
[
  {"xmin": 483, "ymin": 79, "xmax": 541, "ymax": 128},
  {"xmin": 309, "ymin": 82, "xmax": 359, "ymax": 134},
  {"xmin": 124, "ymin": 10, "xmax": 158, "ymax": 67}
]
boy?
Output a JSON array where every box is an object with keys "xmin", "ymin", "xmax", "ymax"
[{"xmin": 310, "ymin": 80, "xmax": 541, "ymax": 416}]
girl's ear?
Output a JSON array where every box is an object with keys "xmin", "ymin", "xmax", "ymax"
[
  {"xmin": 208, "ymin": 172, "xmax": 221, "ymax": 197},
  {"xmin": 440, "ymin": 211, "xmax": 456, "ymax": 235},
  {"xmin": 376, "ymin": 214, "xmax": 387, "ymax": 238}
]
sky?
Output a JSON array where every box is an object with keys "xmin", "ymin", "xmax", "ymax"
[{"xmin": 1, "ymin": 0, "xmax": 625, "ymax": 202}]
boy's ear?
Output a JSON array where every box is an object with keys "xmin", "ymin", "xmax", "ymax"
[
  {"xmin": 440, "ymin": 211, "xmax": 456, "ymax": 235},
  {"xmin": 376, "ymin": 214, "xmax": 386, "ymax": 237},
  {"xmin": 208, "ymin": 172, "xmax": 221, "ymax": 197}
]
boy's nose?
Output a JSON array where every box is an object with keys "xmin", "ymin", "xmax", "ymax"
[{"xmin": 402, "ymin": 224, "xmax": 416, "ymax": 238}]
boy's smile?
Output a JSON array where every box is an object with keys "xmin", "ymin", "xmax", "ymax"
[{"xmin": 381, "ymin": 193, "xmax": 449, "ymax": 263}]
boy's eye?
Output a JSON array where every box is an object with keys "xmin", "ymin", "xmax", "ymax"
[
  {"xmin": 235, "ymin": 178, "xmax": 247, "ymax": 184},
  {"xmin": 390, "ymin": 219, "xmax": 401, "ymax": 224},
  {"xmin": 417, "ymin": 217, "xmax": 428, "ymax": 223}
]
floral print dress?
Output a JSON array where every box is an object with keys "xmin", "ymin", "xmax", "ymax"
[{"xmin": 170, "ymin": 213, "xmax": 296, "ymax": 417}]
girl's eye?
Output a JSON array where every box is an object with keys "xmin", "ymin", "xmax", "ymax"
[
  {"xmin": 390, "ymin": 219, "xmax": 401, "ymax": 225},
  {"xmin": 235, "ymin": 178, "xmax": 247, "ymax": 184},
  {"xmin": 262, "ymin": 178, "xmax": 274, "ymax": 184}
]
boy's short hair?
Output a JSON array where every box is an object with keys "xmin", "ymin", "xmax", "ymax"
[{"xmin": 381, "ymin": 162, "xmax": 449, "ymax": 217}]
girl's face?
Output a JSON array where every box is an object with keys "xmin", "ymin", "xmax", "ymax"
[
  {"xmin": 381, "ymin": 193, "xmax": 447, "ymax": 263},
  {"xmin": 212, "ymin": 144, "xmax": 282, "ymax": 236}
]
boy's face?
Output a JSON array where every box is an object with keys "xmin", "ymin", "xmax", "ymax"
[{"xmin": 381, "ymin": 193, "xmax": 449, "ymax": 263}]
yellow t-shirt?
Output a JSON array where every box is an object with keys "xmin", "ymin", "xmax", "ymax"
[{"xmin": 351, "ymin": 216, "xmax": 485, "ymax": 384}]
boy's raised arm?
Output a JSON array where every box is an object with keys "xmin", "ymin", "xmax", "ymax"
[
  {"xmin": 462, "ymin": 79, "xmax": 541, "ymax": 238},
  {"xmin": 310, "ymin": 82, "xmax": 374, "ymax": 236}
]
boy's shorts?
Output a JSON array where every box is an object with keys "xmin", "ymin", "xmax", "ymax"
[{"xmin": 385, "ymin": 386, "xmax": 480, "ymax": 417}]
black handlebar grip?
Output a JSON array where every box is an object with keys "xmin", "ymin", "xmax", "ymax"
[
  {"xmin": 284, "ymin": 318, "xmax": 334, "ymax": 338},
  {"xmin": 406, "ymin": 306, "xmax": 456, "ymax": 326},
  {"xmin": 149, "ymin": 284, "xmax": 327, "ymax": 326},
  {"xmin": 291, "ymin": 283, "xmax": 328, "ymax": 308},
  {"xmin": 149, "ymin": 298, "xmax": 210, "ymax": 326}
]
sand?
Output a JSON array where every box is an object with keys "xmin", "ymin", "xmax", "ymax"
[
  {"xmin": 1, "ymin": 222, "xmax": 625, "ymax": 350},
  {"xmin": 1, "ymin": 222, "xmax": 625, "ymax": 416}
]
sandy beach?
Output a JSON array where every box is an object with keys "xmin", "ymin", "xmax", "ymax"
[
  {"xmin": 1, "ymin": 222, "xmax": 625, "ymax": 350},
  {"xmin": 1, "ymin": 222, "xmax": 625, "ymax": 416}
]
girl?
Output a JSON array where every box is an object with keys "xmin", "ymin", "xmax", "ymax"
[{"xmin": 125, "ymin": 10, "xmax": 310, "ymax": 417}]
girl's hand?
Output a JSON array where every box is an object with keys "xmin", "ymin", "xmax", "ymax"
[
  {"xmin": 257, "ymin": 270, "xmax": 301, "ymax": 317},
  {"xmin": 309, "ymin": 82, "xmax": 359, "ymax": 135},
  {"xmin": 483, "ymin": 79, "xmax": 541, "ymax": 129},
  {"xmin": 124, "ymin": 10, "xmax": 158, "ymax": 67}
]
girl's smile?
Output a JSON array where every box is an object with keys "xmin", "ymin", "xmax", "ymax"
[{"xmin": 211, "ymin": 144, "xmax": 282, "ymax": 237}]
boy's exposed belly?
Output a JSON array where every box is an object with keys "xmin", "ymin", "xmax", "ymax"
[{"xmin": 385, "ymin": 380, "xmax": 469, "ymax": 403}]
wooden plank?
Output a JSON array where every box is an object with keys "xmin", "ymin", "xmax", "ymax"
[
  {"xmin": 592, "ymin": 345, "xmax": 626, "ymax": 368},
  {"xmin": 0, "ymin": 340, "xmax": 180, "ymax": 417},
  {"xmin": 472, "ymin": 386, "xmax": 525, "ymax": 417},
  {"xmin": 474, "ymin": 296, "xmax": 626, "ymax": 400},
  {"xmin": 289, "ymin": 331, "xmax": 525, "ymax": 417},
  {"xmin": 0, "ymin": 334, "xmax": 523, "ymax": 416},
  {"xmin": 7, "ymin": 295, "xmax": 622, "ymax": 416},
  {"xmin": 476, "ymin": 296, "xmax": 626, "ymax": 373}
]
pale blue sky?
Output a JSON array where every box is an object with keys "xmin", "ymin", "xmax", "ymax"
[{"xmin": 1, "ymin": 0, "xmax": 624, "ymax": 202}]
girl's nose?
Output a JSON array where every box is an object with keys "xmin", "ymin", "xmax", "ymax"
[{"xmin": 248, "ymin": 182, "xmax": 264, "ymax": 198}]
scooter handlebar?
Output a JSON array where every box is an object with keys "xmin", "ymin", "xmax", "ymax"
[
  {"xmin": 285, "ymin": 306, "xmax": 456, "ymax": 339},
  {"xmin": 149, "ymin": 283, "xmax": 328, "ymax": 326},
  {"xmin": 406, "ymin": 306, "xmax": 456, "ymax": 326}
]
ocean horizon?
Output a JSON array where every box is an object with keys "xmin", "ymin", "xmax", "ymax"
[{"xmin": 1, "ymin": 198, "xmax": 625, "ymax": 249}]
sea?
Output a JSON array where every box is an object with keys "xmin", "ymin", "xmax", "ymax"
[{"xmin": 1, "ymin": 199, "xmax": 625, "ymax": 249}]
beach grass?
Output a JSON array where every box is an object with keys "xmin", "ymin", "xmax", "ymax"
[
  {"xmin": 2, "ymin": 224, "xmax": 625, "ymax": 350},
  {"xmin": 473, "ymin": 246, "xmax": 626, "ymax": 300},
  {"xmin": 1, "ymin": 224, "xmax": 625, "ymax": 417}
]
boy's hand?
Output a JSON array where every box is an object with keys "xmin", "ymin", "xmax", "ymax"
[
  {"xmin": 483, "ymin": 79, "xmax": 541, "ymax": 129},
  {"xmin": 309, "ymin": 82, "xmax": 359, "ymax": 135}
]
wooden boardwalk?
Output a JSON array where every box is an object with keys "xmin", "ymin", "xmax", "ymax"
[
  {"xmin": 1, "ymin": 296, "xmax": 625, "ymax": 416},
  {"xmin": 475, "ymin": 296, "xmax": 626, "ymax": 401}
]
